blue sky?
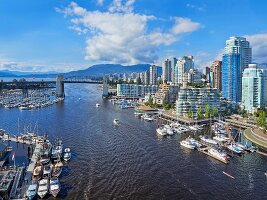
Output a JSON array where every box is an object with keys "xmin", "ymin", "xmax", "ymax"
[{"xmin": 0, "ymin": 0, "xmax": 267, "ymax": 72}]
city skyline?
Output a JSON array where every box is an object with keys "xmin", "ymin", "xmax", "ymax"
[{"xmin": 0, "ymin": 0, "xmax": 267, "ymax": 72}]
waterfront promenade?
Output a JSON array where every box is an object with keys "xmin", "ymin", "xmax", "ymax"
[{"xmin": 244, "ymin": 128, "xmax": 267, "ymax": 149}]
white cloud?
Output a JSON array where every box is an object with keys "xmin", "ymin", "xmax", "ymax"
[
  {"xmin": 186, "ymin": 3, "xmax": 205, "ymax": 12},
  {"xmin": 96, "ymin": 0, "xmax": 104, "ymax": 6},
  {"xmin": 245, "ymin": 33, "xmax": 267, "ymax": 63},
  {"xmin": 58, "ymin": 1, "xmax": 202, "ymax": 65},
  {"xmin": 171, "ymin": 17, "xmax": 202, "ymax": 35},
  {"xmin": 108, "ymin": 0, "xmax": 135, "ymax": 13}
]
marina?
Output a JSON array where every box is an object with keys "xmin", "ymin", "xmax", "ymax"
[{"xmin": 0, "ymin": 83, "xmax": 266, "ymax": 200}]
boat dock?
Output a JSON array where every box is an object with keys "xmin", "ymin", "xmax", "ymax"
[{"xmin": 9, "ymin": 167, "xmax": 25, "ymax": 199}]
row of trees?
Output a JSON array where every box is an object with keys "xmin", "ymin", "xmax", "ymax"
[
  {"xmin": 256, "ymin": 110, "xmax": 267, "ymax": 131},
  {"xmin": 144, "ymin": 96, "xmax": 174, "ymax": 110},
  {"xmin": 187, "ymin": 104, "xmax": 219, "ymax": 119}
]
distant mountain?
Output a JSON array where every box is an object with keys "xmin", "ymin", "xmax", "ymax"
[
  {"xmin": 64, "ymin": 64, "xmax": 152, "ymax": 77},
  {"xmin": 0, "ymin": 70, "xmax": 57, "ymax": 78},
  {"xmin": 0, "ymin": 70, "xmax": 17, "ymax": 77}
]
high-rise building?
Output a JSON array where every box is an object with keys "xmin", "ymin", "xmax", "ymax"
[
  {"xmin": 222, "ymin": 36, "xmax": 252, "ymax": 102},
  {"xmin": 173, "ymin": 56, "xmax": 194, "ymax": 85},
  {"xmin": 172, "ymin": 57, "xmax": 178, "ymax": 83},
  {"xmin": 203, "ymin": 66, "xmax": 211, "ymax": 83},
  {"xmin": 149, "ymin": 65, "xmax": 158, "ymax": 85},
  {"xmin": 210, "ymin": 60, "xmax": 222, "ymax": 92},
  {"xmin": 242, "ymin": 64, "xmax": 267, "ymax": 113},
  {"xmin": 162, "ymin": 59, "xmax": 172, "ymax": 83},
  {"xmin": 144, "ymin": 70, "xmax": 150, "ymax": 85}
]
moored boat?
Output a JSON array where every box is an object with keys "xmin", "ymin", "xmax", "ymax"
[
  {"xmin": 52, "ymin": 161, "xmax": 63, "ymax": 177},
  {"xmin": 50, "ymin": 177, "xmax": 61, "ymax": 197},
  {"xmin": 207, "ymin": 147, "xmax": 229, "ymax": 163},
  {"xmin": 113, "ymin": 119, "xmax": 119, "ymax": 125},
  {"xmin": 199, "ymin": 135, "xmax": 218, "ymax": 145},
  {"xmin": 26, "ymin": 184, "xmax": 38, "ymax": 200},
  {"xmin": 63, "ymin": 148, "xmax": 71, "ymax": 161},
  {"xmin": 37, "ymin": 179, "xmax": 49, "ymax": 199},
  {"xmin": 156, "ymin": 127, "xmax": 167, "ymax": 136},
  {"xmin": 180, "ymin": 139, "xmax": 195, "ymax": 149}
]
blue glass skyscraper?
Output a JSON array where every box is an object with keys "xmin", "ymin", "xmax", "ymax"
[{"xmin": 221, "ymin": 37, "xmax": 251, "ymax": 102}]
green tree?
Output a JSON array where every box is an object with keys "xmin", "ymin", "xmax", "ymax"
[
  {"xmin": 211, "ymin": 107, "xmax": 219, "ymax": 117},
  {"xmin": 188, "ymin": 107, "xmax": 193, "ymax": 119},
  {"xmin": 205, "ymin": 104, "xmax": 211, "ymax": 118},
  {"xmin": 148, "ymin": 95, "xmax": 153, "ymax": 107},
  {"xmin": 197, "ymin": 107, "xmax": 203, "ymax": 119},
  {"xmin": 256, "ymin": 110, "xmax": 267, "ymax": 130}
]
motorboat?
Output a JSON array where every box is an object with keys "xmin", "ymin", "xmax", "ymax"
[
  {"xmin": 63, "ymin": 148, "xmax": 71, "ymax": 161},
  {"xmin": 180, "ymin": 139, "xmax": 195, "ymax": 149},
  {"xmin": 156, "ymin": 127, "xmax": 167, "ymax": 136},
  {"xmin": 143, "ymin": 115, "xmax": 154, "ymax": 122},
  {"xmin": 113, "ymin": 119, "xmax": 119, "ymax": 125},
  {"xmin": 26, "ymin": 184, "xmax": 38, "ymax": 200},
  {"xmin": 50, "ymin": 177, "xmax": 61, "ymax": 197},
  {"xmin": 96, "ymin": 103, "xmax": 100, "ymax": 108},
  {"xmin": 164, "ymin": 125, "xmax": 174, "ymax": 135},
  {"xmin": 32, "ymin": 164, "xmax": 43, "ymax": 180},
  {"xmin": 188, "ymin": 126, "xmax": 198, "ymax": 131},
  {"xmin": 52, "ymin": 161, "xmax": 63, "ymax": 177},
  {"xmin": 37, "ymin": 179, "xmax": 49, "ymax": 199},
  {"xmin": 199, "ymin": 135, "xmax": 218, "ymax": 145},
  {"xmin": 43, "ymin": 164, "xmax": 52, "ymax": 178},
  {"xmin": 189, "ymin": 138, "xmax": 202, "ymax": 148},
  {"xmin": 213, "ymin": 134, "xmax": 229, "ymax": 142},
  {"xmin": 208, "ymin": 147, "xmax": 229, "ymax": 163},
  {"xmin": 40, "ymin": 158, "xmax": 50, "ymax": 165},
  {"xmin": 227, "ymin": 144, "xmax": 243, "ymax": 154}
]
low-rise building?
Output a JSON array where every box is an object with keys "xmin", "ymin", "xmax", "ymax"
[
  {"xmin": 117, "ymin": 84, "xmax": 159, "ymax": 98},
  {"xmin": 154, "ymin": 83, "xmax": 179, "ymax": 105},
  {"xmin": 176, "ymin": 87, "xmax": 220, "ymax": 117}
]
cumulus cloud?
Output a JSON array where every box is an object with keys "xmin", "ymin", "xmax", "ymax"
[
  {"xmin": 171, "ymin": 17, "xmax": 202, "ymax": 35},
  {"xmin": 57, "ymin": 1, "xmax": 202, "ymax": 65},
  {"xmin": 245, "ymin": 33, "xmax": 267, "ymax": 63},
  {"xmin": 96, "ymin": 0, "xmax": 104, "ymax": 6}
]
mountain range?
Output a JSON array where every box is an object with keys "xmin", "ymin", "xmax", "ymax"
[{"xmin": 0, "ymin": 64, "xmax": 156, "ymax": 78}]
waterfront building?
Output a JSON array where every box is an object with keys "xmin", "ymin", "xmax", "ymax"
[
  {"xmin": 149, "ymin": 65, "xmax": 158, "ymax": 85},
  {"xmin": 222, "ymin": 36, "xmax": 252, "ymax": 102},
  {"xmin": 162, "ymin": 59, "xmax": 172, "ymax": 83},
  {"xmin": 117, "ymin": 84, "xmax": 159, "ymax": 98},
  {"xmin": 154, "ymin": 83, "xmax": 179, "ymax": 105},
  {"xmin": 176, "ymin": 87, "xmax": 220, "ymax": 117},
  {"xmin": 210, "ymin": 60, "xmax": 222, "ymax": 92},
  {"xmin": 242, "ymin": 64, "xmax": 267, "ymax": 113},
  {"xmin": 173, "ymin": 56, "xmax": 194, "ymax": 85}
]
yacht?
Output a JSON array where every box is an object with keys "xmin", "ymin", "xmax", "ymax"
[
  {"xmin": 164, "ymin": 125, "xmax": 174, "ymax": 135},
  {"xmin": 113, "ymin": 119, "xmax": 119, "ymax": 125},
  {"xmin": 26, "ymin": 184, "xmax": 38, "ymax": 200},
  {"xmin": 156, "ymin": 127, "xmax": 167, "ymax": 136},
  {"xmin": 32, "ymin": 163, "xmax": 43, "ymax": 180},
  {"xmin": 199, "ymin": 135, "xmax": 218, "ymax": 145},
  {"xmin": 96, "ymin": 103, "xmax": 100, "ymax": 108},
  {"xmin": 227, "ymin": 144, "xmax": 243, "ymax": 154},
  {"xmin": 180, "ymin": 139, "xmax": 195, "ymax": 149},
  {"xmin": 38, "ymin": 179, "xmax": 49, "ymax": 199},
  {"xmin": 208, "ymin": 147, "xmax": 229, "ymax": 163},
  {"xmin": 50, "ymin": 177, "xmax": 61, "ymax": 197},
  {"xmin": 189, "ymin": 138, "xmax": 202, "ymax": 148},
  {"xmin": 213, "ymin": 134, "xmax": 229, "ymax": 142}
]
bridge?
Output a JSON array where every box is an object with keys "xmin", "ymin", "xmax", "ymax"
[{"xmin": 0, "ymin": 75, "xmax": 104, "ymax": 98}]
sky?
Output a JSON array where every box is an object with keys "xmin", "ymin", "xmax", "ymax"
[{"xmin": 0, "ymin": 0, "xmax": 267, "ymax": 72}]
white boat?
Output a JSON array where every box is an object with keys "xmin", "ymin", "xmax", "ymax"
[
  {"xmin": 63, "ymin": 152, "xmax": 71, "ymax": 161},
  {"xmin": 50, "ymin": 177, "xmax": 61, "ymax": 197},
  {"xmin": 40, "ymin": 158, "xmax": 50, "ymax": 165},
  {"xmin": 26, "ymin": 184, "xmax": 38, "ymax": 200},
  {"xmin": 113, "ymin": 119, "xmax": 119, "ymax": 125},
  {"xmin": 213, "ymin": 134, "xmax": 229, "ymax": 142},
  {"xmin": 189, "ymin": 138, "xmax": 202, "ymax": 148},
  {"xmin": 96, "ymin": 103, "xmax": 100, "ymax": 107},
  {"xmin": 208, "ymin": 147, "xmax": 229, "ymax": 163},
  {"xmin": 199, "ymin": 135, "xmax": 218, "ymax": 145},
  {"xmin": 189, "ymin": 126, "xmax": 198, "ymax": 131},
  {"xmin": 180, "ymin": 139, "xmax": 195, "ymax": 149},
  {"xmin": 43, "ymin": 164, "xmax": 52, "ymax": 178},
  {"xmin": 143, "ymin": 116, "xmax": 154, "ymax": 121},
  {"xmin": 164, "ymin": 125, "xmax": 174, "ymax": 135},
  {"xmin": 64, "ymin": 148, "xmax": 71, "ymax": 153},
  {"xmin": 227, "ymin": 144, "xmax": 243, "ymax": 154},
  {"xmin": 38, "ymin": 179, "xmax": 49, "ymax": 199},
  {"xmin": 156, "ymin": 127, "xmax": 167, "ymax": 136},
  {"xmin": 265, "ymin": 172, "xmax": 267, "ymax": 176}
]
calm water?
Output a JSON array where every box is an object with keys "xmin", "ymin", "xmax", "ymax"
[{"xmin": 0, "ymin": 84, "xmax": 267, "ymax": 200}]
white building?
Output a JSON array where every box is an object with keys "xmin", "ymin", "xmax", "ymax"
[
  {"xmin": 173, "ymin": 56, "xmax": 194, "ymax": 85},
  {"xmin": 117, "ymin": 84, "xmax": 159, "ymax": 98},
  {"xmin": 242, "ymin": 64, "xmax": 267, "ymax": 113},
  {"xmin": 162, "ymin": 59, "xmax": 172, "ymax": 83}
]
